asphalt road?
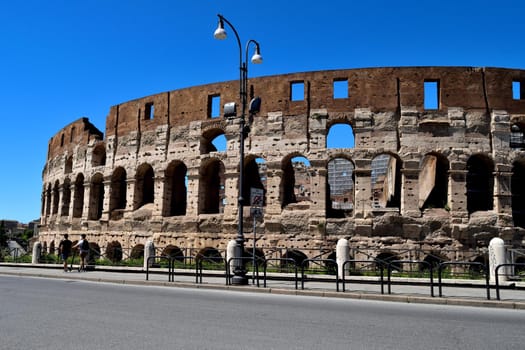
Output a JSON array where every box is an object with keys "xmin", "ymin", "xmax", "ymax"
[{"xmin": 1, "ymin": 275, "xmax": 524, "ymax": 350}]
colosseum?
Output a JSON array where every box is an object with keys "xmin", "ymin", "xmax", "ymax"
[{"xmin": 39, "ymin": 66, "xmax": 525, "ymax": 266}]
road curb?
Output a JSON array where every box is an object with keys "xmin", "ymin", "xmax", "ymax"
[{"xmin": 2, "ymin": 269, "xmax": 525, "ymax": 310}]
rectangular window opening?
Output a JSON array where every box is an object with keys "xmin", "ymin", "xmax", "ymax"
[
  {"xmin": 209, "ymin": 95, "xmax": 221, "ymax": 118},
  {"xmin": 513, "ymin": 81, "xmax": 522, "ymax": 100},
  {"xmin": 145, "ymin": 102, "xmax": 154, "ymax": 120},
  {"xmin": 333, "ymin": 79, "xmax": 348, "ymax": 99},
  {"xmin": 291, "ymin": 81, "xmax": 305, "ymax": 101},
  {"xmin": 424, "ymin": 80, "xmax": 439, "ymax": 110}
]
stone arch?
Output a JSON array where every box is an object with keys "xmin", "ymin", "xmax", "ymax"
[
  {"xmin": 327, "ymin": 156, "xmax": 354, "ymax": 217},
  {"xmin": 49, "ymin": 241, "xmax": 55, "ymax": 255},
  {"xmin": 282, "ymin": 249, "xmax": 308, "ymax": 268},
  {"xmin": 201, "ymin": 127, "xmax": 226, "ymax": 154},
  {"xmin": 326, "ymin": 122, "xmax": 355, "ymax": 148},
  {"xmin": 130, "ymin": 244, "xmax": 144, "ymax": 259},
  {"xmin": 420, "ymin": 252, "xmax": 447, "ymax": 272},
  {"xmin": 466, "ymin": 154, "xmax": 494, "ymax": 214},
  {"xmin": 163, "ymin": 161, "xmax": 187, "ymax": 216},
  {"xmin": 199, "ymin": 158, "xmax": 225, "ymax": 214},
  {"xmin": 375, "ymin": 251, "xmax": 401, "ymax": 271},
  {"xmin": 512, "ymin": 159, "xmax": 525, "ymax": 228},
  {"xmin": 371, "ymin": 153, "xmax": 401, "ymax": 209},
  {"xmin": 161, "ymin": 245, "xmax": 184, "ymax": 262},
  {"xmin": 88, "ymin": 172, "xmax": 104, "ymax": 220},
  {"xmin": 64, "ymin": 155, "xmax": 73, "ymax": 174},
  {"xmin": 91, "ymin": 143, "xmax": 106, "ymax": 167},
  {"xmin": 243, "ymin": 156, "xmax": 266, "ymax": 207},
  {"xmin": 134, "ymin": 163, "xmax": 154, "ymax": 210},
  {"xmin": 419, "ymin": 152, "xmax": 449, "ymax": 211},
  {"xmin": 106, "ymin": 241, "xmax": 123, "ymax": 262},
  {"xmin": 52, "ymin": 180, "xmax": 60, "ymax": 215},
  {"xmin": 109, "ymin": 167, "xmax": 127, "ymax": 220},
  {"xmin": 45, "ymin": 183, "xmax": 52, "ymax": 216},
  {"xmin": 281, "ymin": 154, "xmax": 312, "ymax": 208},
  {"xmin": 61, "ymin": 178, "xmax": 71, "ymax": 217},
  {"xmin": 72, "ymin": 173, "xmax": 85, "ymax": 218},
  {"xmin": 196, "ymin": 247, "xmax": 223, "ymax": 263}
]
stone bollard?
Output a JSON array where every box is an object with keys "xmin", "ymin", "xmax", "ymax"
[
  {"xmin": 227, "ymin": 240, "xmax": 236, "ymax": 275},
  {"xmin": 32, "ymin": 242, "xmax": 42, "ymax": 264},
  {"xmin": 336, "ymin": 239, "xmax": 350, "ymax": 280},
  {"xmin": 489, "ymin": 237, "xmax": 507, "ymax": 283},
  {"xmin": 144, "ymin": 240, "xmax": 155, "ymax": 269}
]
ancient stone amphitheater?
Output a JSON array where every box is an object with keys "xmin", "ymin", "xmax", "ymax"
[{"xmin": 40, "ymin": 66, "xmax": 525, "ymax": 266}]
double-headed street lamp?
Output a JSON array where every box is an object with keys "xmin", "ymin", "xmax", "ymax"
[{"xmin": 214, "ymin": 14, "xmax": 263, "ymax": 285}]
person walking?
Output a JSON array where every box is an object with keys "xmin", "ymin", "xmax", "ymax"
[
  {"xmin": 58, "ymin": 234, "xmax": 72, "ymax": 272},
  {"xmin": 73, "ymin": 234, "xmax": 89, "ymax": 272}
]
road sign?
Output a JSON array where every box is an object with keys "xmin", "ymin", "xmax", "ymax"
[{"xmin": 250, "ymin": 187, "xmax": 264, "ymax": 206}]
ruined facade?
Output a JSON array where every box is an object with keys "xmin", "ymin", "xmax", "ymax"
[{"xmin": 40, "ymin": 67, "xmax": 525, "ymax": 265}]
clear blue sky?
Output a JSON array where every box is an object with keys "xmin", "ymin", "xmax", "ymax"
[{"xmin": 0, "ymin": 0, "xmax": 523, "ymax": 223}]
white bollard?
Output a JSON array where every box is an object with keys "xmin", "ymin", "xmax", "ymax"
[
  {"xmin": 144, "ymin": 240, "xmax": 155, "ymax": 269},
  {"xmin": 227, "ymin": 240, "xmax": 237, "ymax": 275},
  {"xmin": 336, "ymin": 239, "xmax": 350, "ymax": 279},
  {"xmin": 32, "ymin": 242, "xmax": 42, "ymax": 264},
  {"xmin": 489, "ymin": 237, "xmax": 507, "ymax": 283}
]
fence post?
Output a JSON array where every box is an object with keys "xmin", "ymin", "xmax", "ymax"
[
  {"xmin": 144, "ymin": 240, "xmax": 155, "ymax": 269},
  {"xmin": 489, "ymin": 237, "xmax": 507, "ymax": 283},
  {"xmin": 336, "ymin": 239, "xmax": 349, "ymax": 280},
  {"xmin": 32, "ymin": 242, "xmax": 41, "ymax": 264}
]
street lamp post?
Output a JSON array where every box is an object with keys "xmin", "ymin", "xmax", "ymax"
[{"xmin": 214, "ymin": 14, "xmax": 263, "ymax": 285}]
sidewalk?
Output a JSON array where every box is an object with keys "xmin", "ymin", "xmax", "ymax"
[{"xmin": 1, "ymin": 263, "xmax": 525, "ymax": 310}]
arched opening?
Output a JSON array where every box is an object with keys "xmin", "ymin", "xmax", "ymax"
[
  {"xmin": 130, "ymin": 244, "xmax": 144, "ymax": 260},
  {"xmin": 61, "ymin": 178, "xmax": 71, "ymax": 217},
  {"xmin": 163, "ymin": 161, "xmax": 187, "ymax": 216},
  {"xmin": 49, "ymin": 241, "xmax": 55, "ymax": 255},
  {"xmin": 88, "ymin": 173, "xmax": 104, "ymax": 220},
  {"xmin": 327, "ymin": 157, "xmax": 354, "ymax": 217},
  {"xmin": 325, "ymin": 251, "xmax": 337, "ymax": 275},
  {"xmin": 469, "ymin": 256, "xmax": 488, "ymax": 275},
  {"xmin": 64, "ymin": 156, "xmax": 73, "ymax": 174},
  {"xmin": 161, "ymin": 245, "xmax": 184, "ymax": 262},
  {"xmin": 196, "ymin": 247, "xmax": 223, "ymax": 264},
  {"xmin": 512, "ymin": 160, "xmax": 525, "ymax": 228},
  {"xmin": 201, "ymin": 129, "xmax": 227, "ymax": 154},
  {"xmin": 91, "ymin": 144, "xmax": 106, "ymax": 167},
  {"xmin": 371, "ymin": 154, "xmax": 401, "ymax": 209},
  {"xmin": 510, "ymin": 123, "xmax": 525, "ymax": 149},
  {"xmin": 421, "ymin": 253, "xmax": 446, "ymax": 272},
  {"xmin": 375, "ymin": 252, "xmax": 401, "ymax": 271},
  {"xmin": 109, "ymin": 167, "xmax": 127, "ymax": 220},
  {"xmin": 72, "ymin": 173, "xmax": 85, "ymax": 218},
  {"xmin": 244, "ymin": 248, "xmax": 265, "ymax": 268},
  {"xmin": 106, "ymin": 241, "xmax": 123, "ymax": 262},
  {"xmin": 281, "ymin": 156, "xmax": 311, "ymax": 208},
  {"xmin": 199, "ymin": 159, "xmax": 225, "ymax": 214},
  {"xmin": 243, "ymin": 157, "xmax": 266, "ymax": 207},
  {"xmin": 87, "ymin": 243, "xmax": 101, "ymax": 265},
  {"xmin": 515, "ymin": 257, "xmax": 525, "ymax": 275},
  {"xmin": 466, "ymin": 154, "xmax": 494, "ymax": 214},
  {"xmin": 52, "ymin": 181, "xmax": 60, "ymax": 215},
  {"xmin": 419, "ymin": 153, "xmax": 449, "ymax": 211},
  {"xmin": 134, "ymin": 164, "xmax": 154, "ymax": 210},
  {"xmin": 45, "ymin": 184, "xmax": 51, "ymax": 216},
  {"xmin": 282, "ymin": 249, "xmax": 308, "ymax": 268},
  {"xmin": 327, "ymin": 123, "xmax": 355, "ymax": 148}
]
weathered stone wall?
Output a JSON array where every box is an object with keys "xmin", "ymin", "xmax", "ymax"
[{"xmin": 40, "ymin": 67, "xmax": 525, "ymax": 263}]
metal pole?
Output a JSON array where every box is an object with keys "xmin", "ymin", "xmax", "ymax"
[{"xmin": 252, "ymin": 214, "xmax": 256, "ymax": 284}]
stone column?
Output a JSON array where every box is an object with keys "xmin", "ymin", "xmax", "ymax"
[
  {"xmin": 101, "ymin": 178, "xmax": 111, "ymax": 221},
  {"xmin": 400, "ymin": 159, "xmax": 421, "ymax": 217},
  {"xmin": 144, "ymin": 240, "xmax": 155, "ymax": 269},
  {"xmin": 32, "ymin": 242, "xmax": 42, "ymax": 264},
  {"xmin": 494, "ymin": 165, "xmax": 513, "ymax": 226},
  {"xmin": 489, "ymin": 237, "xmax": 508, "ymax": 283},
  {"xmin": 81, "ymin": 181, "xmax": 91, "ymax": 221},
  {"xmin": 336, "ymin": 239, "xmax": 350, "ymax": 279},
  {"xmin": 449, "ymin": 161, "xmax": 468, "ymax": 222}
]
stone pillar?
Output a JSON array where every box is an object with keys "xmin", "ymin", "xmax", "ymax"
[
  {"xmin": 126, "ymin": 178, "xmax": 136, "ymax": 212},
  {"xmin": 101, "ymin": 179, "xmax": 112, "ymax": 221},
  {"xmin": 448, "ymin": 161, "xmax": 468, "ymax": 220},
  {"xmin": 81, "ymin": 181, "xmax": 91, "ymax": 221},
  {"xmin": 400, "ymin": 159, "xmax": 421, "ymax": 217},
  {"xmin": 153, "ymin": 172, "xmax": 164, "ymax": 217},
  {"xmin": 494, "ymin": 165, "xmax": 513, "ymax": 226},
  {"xmin": 32, "ymin": 242, "xmax": 42, "ymax": 264},
  {"xmin": 489, "ymin": 237, "xmax": 508, "ymax": 283},
  {"xmin": 144, "ymin": 240, "xmax": 155, "ymax": 269},
  {"xmin": 227, "ymin": 239, "xmax": 236, "ymax": 274},
  {"xmin": 336, "ymin": 239, "xmax": 350, "ymax": 279},
  {"xmin": 353, "ymin": 159, "xmax": 371, "ymax": 218}
]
